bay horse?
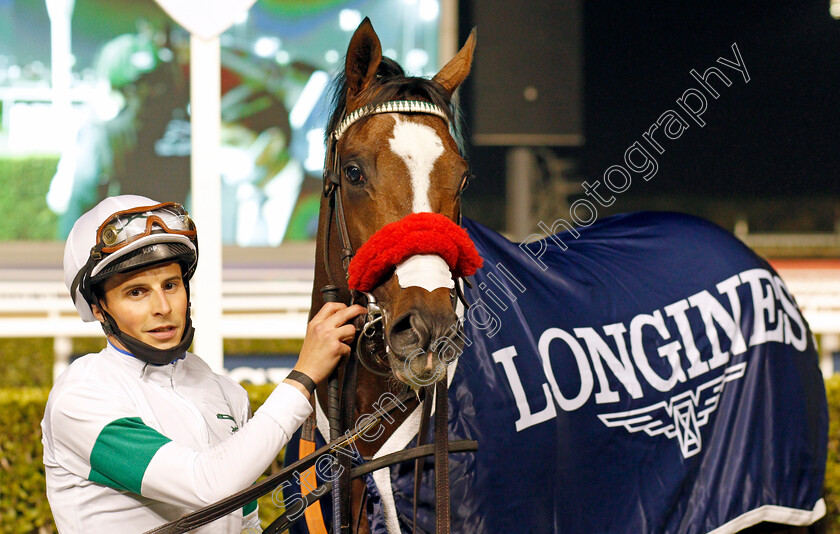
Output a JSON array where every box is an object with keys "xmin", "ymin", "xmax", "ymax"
[
  {"xmin": 286, "ymin": 17, "xmax": 826, "ymax": 534},
  {"xmin": 301, "ymin": 16, "xmax": 479, "ymax": 534}
]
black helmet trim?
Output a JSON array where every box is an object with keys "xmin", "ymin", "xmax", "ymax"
[
  {"xmin": 91, "ymin": 241, "xmax": 195, "ymax": 284},
  {"xmin": 90, "ymin": 233, "xmax": 198, "ymax": 281}
]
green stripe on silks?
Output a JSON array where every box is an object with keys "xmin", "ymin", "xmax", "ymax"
[
  {"xmin": 89, "ymin": 417, "xmax": 171, "ymax": 494},
  {"xmin": 243, "ymin": 499, "xmax": 258, "ymax": 516}
]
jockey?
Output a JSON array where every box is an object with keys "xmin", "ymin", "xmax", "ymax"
[{"xmin": 41, "ymin": 195, "xmax": 364, "ymax": 533}]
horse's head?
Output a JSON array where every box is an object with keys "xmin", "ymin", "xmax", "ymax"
[{"xmin": 316, "ymin": 18, "xmax": 480, "ymax": 389}]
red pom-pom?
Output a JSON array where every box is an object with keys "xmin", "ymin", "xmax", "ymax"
[{"xmin": 348, "ymin": 213, "xmax": 483, "ymax": 292}]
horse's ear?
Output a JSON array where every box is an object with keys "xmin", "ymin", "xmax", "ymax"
[
  {"xmin": 433, "ymin": 28, "xmax": 477, "ymax": 95},
  {"xmin": 345, "ymin": 17, "xmax": 382, "ymax": 103}
]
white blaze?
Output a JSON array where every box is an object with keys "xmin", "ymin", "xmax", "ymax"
[
  {"xmin": 388, "ymin": 116, "xmax": 452, "ymax": 293},
  {"xmin": 388, "ymin": 116, "xmax": 444, "ymax": 213}
]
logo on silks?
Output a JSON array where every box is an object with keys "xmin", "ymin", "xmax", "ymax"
[{"xmin": 599, "ymin": 362, "xmax": 746, "ymax": 458}]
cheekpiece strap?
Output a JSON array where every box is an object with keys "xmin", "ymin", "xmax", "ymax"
[{"xmin": 333, "ymin": 100, "xmax": 449, "ymax": 141}]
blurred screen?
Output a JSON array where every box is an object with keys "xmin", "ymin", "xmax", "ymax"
[{"xmin": 0, "ymin": 0, "xmax": 442, "ymax": 244}]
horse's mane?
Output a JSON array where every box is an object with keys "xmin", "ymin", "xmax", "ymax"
[{"xmin": 326, "ymin": 57, "xmax": 466, "ymax": 155}]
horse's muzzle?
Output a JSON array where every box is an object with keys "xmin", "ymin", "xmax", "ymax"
[{"xmin": 385, "ymin": 296, "xmax": 461, "ymax": 387}]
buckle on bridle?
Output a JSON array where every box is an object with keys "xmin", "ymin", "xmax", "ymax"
[{"xmin": 323, "ymin": 170, "xmax": 340, "ymax": 197}]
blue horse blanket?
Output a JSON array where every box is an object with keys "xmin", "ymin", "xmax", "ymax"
[{"xmin": 286, "ymin": 211, "xmax": 827, "ymax": 534}]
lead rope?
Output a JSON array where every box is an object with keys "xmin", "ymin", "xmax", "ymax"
[
  {"xmin": 323, "ymin": 285, "xmax": 344, "ymax": 534},
  {"xmin": 337, "ymin": 346, "xmax": 359, "ymax": 533}
]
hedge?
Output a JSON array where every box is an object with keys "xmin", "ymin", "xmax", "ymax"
[
  {"xmin": 4, "ymin": 379, "xmax": 840, "ymax": 533},
  {"xmin": 825, "ymin": 375, "xmax": 840, "ymax": 532},
  {"xmin": 0, "ymin": 383, "xmax": 281, "ymax": 534},
  {"xmin": 0, "ymin": 388, "xmax": 53, "ymax": 534},
  {"xmin": 0, "ymin": 338, "xmax": 304, "ymax": 389},
  {"xmin": 0, "ymin": 339, "xmax": 54, "ymax": 389}
]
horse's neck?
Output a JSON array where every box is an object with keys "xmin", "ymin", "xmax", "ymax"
[
  {"xmin": 310, "ymin": 199, "xmax": 333, "ymax": 314},
  {"xmin": 311, "ymin": 363, "xmax": 415, "ymax": 458},
  {"xmin": 354, "ymin": 369, "xmax": 416, "ymax": 457}
]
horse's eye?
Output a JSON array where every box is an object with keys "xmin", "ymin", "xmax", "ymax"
[{"xmin": 344, "ymin": 165, "xmax": 364, "ymax": 184}]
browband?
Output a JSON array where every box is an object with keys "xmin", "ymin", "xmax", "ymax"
[{"xmin": 333, "ymin": 100, "xmax": 449, "ymax": 141}]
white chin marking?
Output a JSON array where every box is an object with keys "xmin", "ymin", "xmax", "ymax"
[
  {"xmin": 388, "ymin": 116, "xmax": 444, "ymax": 213},
  {"xmin": 395, "ymin": 255, "xmax": 454, "ymax": 292}
]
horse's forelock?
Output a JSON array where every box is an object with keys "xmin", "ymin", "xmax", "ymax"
[{"xmin": 325, "ymin": 57, "xmax": 466, "ymax": 156}]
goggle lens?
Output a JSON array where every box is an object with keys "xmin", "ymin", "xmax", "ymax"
[{"xmin": 95, "ymin": 203, "xmax": 196, "ymax": 253}]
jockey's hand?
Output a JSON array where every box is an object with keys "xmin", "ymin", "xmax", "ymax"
[{"xmin": 291, "ymin": 303, "xmax": 365, "ymax": 387}]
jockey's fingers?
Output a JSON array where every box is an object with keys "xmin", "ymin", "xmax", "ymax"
[
  {"xmin": 323, "ymin": 304, "xmax": 365, "ymax": 327},
  {"xmin": 335, "ymin": 324, "xmax": 358, "ymax": 344},
  {"xmin": 310, "ymin": 302, "xmax": 364, "ymax": 322},
  {"xmin": 311, "ymin": 301, "xmax": 348, "ymax": 321}
]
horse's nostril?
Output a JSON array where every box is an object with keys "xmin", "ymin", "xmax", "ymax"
[
  {"xmin": 388, "ymin": 312, "xmax": 429, "ymax": 356},
  {"xmin": 391, "ymin": 313, "xmax": 411, "ymax": 335},
  {"xmin": 390, "ymin": 313, "xmax": 419, "ymax": 349}
]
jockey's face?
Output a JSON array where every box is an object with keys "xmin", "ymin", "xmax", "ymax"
[{"xmin": 92, "ymin": 262, "xmax": 188, "ymax": 351}]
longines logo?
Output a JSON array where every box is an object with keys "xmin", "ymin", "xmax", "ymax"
[{"xmin": 598, "ymin": 362, "xmax": 747, "ymax": 458}]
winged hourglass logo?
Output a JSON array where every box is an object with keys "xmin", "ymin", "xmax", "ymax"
[{"xmin": 598, "ymin": 362, "xmax": 747, "ymax": 458}]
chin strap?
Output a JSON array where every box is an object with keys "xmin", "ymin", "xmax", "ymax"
[{"xmin": 99, "ymin": 307, "xmax": 195, "ymax": 366}]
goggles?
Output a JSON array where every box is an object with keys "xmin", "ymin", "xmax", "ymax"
[{"xmin": 94, "ymin": 202, "xmax": 196, "ymax": 256}]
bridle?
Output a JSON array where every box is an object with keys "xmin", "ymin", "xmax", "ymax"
[
  {"xmin": 322, "ymin": 100, "xmax": 451, "ymax": 279},
  {"xmin": 320, "ymin": 99, "xmax": 472, "ymax": 534},
  {"xmin": 321, "ymin": 99, "xmax": 472, "ymax": 376}
]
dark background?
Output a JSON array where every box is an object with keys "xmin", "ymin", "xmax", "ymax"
[{"xmin": 457, "ymin": 1, "xmax": 840, "ymax": 232}]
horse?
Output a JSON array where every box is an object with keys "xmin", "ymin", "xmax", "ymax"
[
  {"xmin": 301, "ymin": 16, "xmax": 479, "ymax": 534},
  {"xmin": 282, "ymin": 18, "xmax": 827, "ymax": 534}
]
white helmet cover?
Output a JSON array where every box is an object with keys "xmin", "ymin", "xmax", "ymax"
[{"xmin": 64, "ymin": 195, "xmax": 198, "ymax": 322}]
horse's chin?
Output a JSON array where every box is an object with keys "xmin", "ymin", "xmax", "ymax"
[{"xmin": 390, "ymin": 352, "xmax": 449, "ymax": 390}]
